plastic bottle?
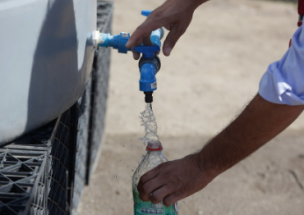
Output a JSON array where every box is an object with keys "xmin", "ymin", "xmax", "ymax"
[{"xmin": 132, "ymin": 141, "xmax": 179, "ymax": 215}]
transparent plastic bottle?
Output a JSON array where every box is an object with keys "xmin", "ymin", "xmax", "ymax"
[{"xmin": 132, "ymin": 141, "xmax": 179, "ymax": 215}]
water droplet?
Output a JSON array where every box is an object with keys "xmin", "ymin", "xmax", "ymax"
[
  {"xmin": 131, "ymin": 169, "xmax": 134, "ymax": 172},
  {"xmin": 114, "ymin": 175, "xmax": 117, "ymax": 178}
]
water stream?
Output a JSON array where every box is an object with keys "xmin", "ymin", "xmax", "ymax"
[{"xmin": 139, "ymin": 103, "xmax": 159, "ymax": 146}]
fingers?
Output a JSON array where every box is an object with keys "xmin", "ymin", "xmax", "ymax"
[
  {"xmin": 143, "ymin": 36, "xmax": 153, "ymax": 46},
  {"xmin": 139, "ymin": 166, "xmax": 160, "ymax": 184},
  {"xmin": 163, "ymin": 193, "xmax": 180, "ymax": 207},
  {"xmin": 126, "ymin": 21, "xmax": 160, "ymax": 49},
  {"xmin": 163, "ymin": 24, "xmax": 186, "ymax": 56},
  {"xmin": 137, "ymin": 166, "xmax": 161, "ymax": 201},
  {"xmin": 132, "ymin": 51, "xmax": 140, "ymax": 60},
  {"xmin": 138, "ymin": 178, "xmax": 163, "ymax": 201},
  {"xmin": 131, "ymin": 35, "xmax": 153, "ymax": 60},
  {"xmin": 163, "ymin": 194, "xmax": 179, "ymax": 207},
  {"xmin": 150, "ymin": 185, "xmax": 175, "ymax": 204}
]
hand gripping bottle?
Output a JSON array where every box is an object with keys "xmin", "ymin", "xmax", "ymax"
[{"xmin": 132, "ymin": 141, "xmax": 179, "ymax": 215}]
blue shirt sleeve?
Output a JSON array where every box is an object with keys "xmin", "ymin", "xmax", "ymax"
[{"xmin": 259, "ymin": 25, "xmax": 304, "ymax": 106}]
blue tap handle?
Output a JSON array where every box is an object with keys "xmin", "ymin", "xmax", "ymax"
[
  {"xmin": 141, "ymin": 10, "xmax": 152, "ymax": 17},
  {"xmin": 133, "ymin": 46, "xmax": 160, "ymax": 58}
]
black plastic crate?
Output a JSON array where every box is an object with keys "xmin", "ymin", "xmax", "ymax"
[
  {"xmin": 1, "ymin": 108, "xmax": 74, "ymax": 215},
  {"xmin": 97, "ymin": 1, "xmax": 113, "ymax": 31},
  {"xmin": 86, "ymin": 1, "xmax": 113, "ymax": 184},
  {"xmin": 70, "ymin": 77, "xmax": 92, "ymax": 215},
  {"xmin": 0, "ymin": 150, "xmax": 48, "ymax": 215}
]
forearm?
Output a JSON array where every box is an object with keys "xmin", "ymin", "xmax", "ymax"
[{"xmin": 199, "ymin": 94, "xmax": 304, "ymax": 178}]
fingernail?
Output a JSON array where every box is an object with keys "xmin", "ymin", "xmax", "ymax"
[
  {"xmin": 133, "ymin": 52, "xmax": 139, "ymax": 60},
  {"xmin": 164, "ymin": 46, "xmax": 171, "ymax": 56}
]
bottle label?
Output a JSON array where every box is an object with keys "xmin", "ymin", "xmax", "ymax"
[{"xmin": 133, "ymin": 189, "xmax": 178, "ymax": 215}]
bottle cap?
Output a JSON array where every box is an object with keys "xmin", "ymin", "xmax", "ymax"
[{"xmin": 146, "ymin": 141, "xmax": 163, "ymax": 151}]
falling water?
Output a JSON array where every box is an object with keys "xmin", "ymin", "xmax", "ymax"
[{"xmin": 139, "ymin": 103, "xmax": 159, "ymax": 146}]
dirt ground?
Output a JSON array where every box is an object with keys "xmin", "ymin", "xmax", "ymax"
[{"xmin": 79, "ymin": 0, "xmax": 304, "ymax": 214}]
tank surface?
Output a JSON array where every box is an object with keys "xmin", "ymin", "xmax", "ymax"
[{"xmin": 0, "ymin": 0, "xmax": 97, "ymax": 144}]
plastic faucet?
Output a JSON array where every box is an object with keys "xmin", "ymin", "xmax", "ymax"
[
  {"xmin": 98, "ymin": 32, "xmax": 131, "ymax": 53},
  {"xmin": 97, "ymin": 29, "xmax": 163, "ymax": 53},
  {"xmin": 134, "ymin": 46, "xmax": 160, "ymax": 103},
  {"xmin": 95, "ymin": 10, "xmax": 164, "ymax": 103}
]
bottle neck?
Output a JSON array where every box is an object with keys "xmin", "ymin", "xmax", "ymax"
[
  {"xmin": 146, "ymin": 141, "xmax": 163, "ymax": 151},
  {"xmin": 146, "ymin": 150, "xmax": 163, "ymax": 159},
  {"xmin": 146, "ymin": 149, "xmax": 163, "ymax": 153}
]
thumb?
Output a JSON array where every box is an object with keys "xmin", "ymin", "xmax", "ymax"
[
  {"xmin": 163, "ymin": 25, "xmax": 185, "ymax": 56},
  {"xmin": 126, "ymin": 21, "xmax": 161, "ymax": 49}
]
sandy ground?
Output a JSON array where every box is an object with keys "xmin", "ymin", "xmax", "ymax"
[{"xmin": 79, "ymin": 0, "xmax": 304, "ymax": 214}]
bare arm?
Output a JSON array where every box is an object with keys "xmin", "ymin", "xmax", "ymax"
[
  {"xmin": 137, "ymin": 94, "xmax": 304, "ymax": 206},
  {"xmin": 199, "ymin": 94, "xmax": 304, "ymax": 177}
]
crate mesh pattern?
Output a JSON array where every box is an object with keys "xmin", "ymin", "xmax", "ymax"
[
  {"xmin": 0, "ymin": 109, "xmax": 72, "ymax": 215},
  {"xmin": 0, "ymin": 150, "xmax": 47, "ymax": 215},
  {"xmin": 70, "ymin": 77, "xmax": 92, "ymax": 215},
  {"xmin": 86, "ymin": 0, "xmax": 112, "ymax": 184}
]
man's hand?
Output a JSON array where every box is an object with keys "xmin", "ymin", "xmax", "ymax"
[
  {"xmin": 137, "ymin": 94, "xmax": 304, "ymax": 205},
  {"xmin": 126, "ymin": 0, "xmax": 206, "ymax": 59},
  {"xmin": 137, "ymin": 153, "xmax": 214, "ymax": 206}
]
